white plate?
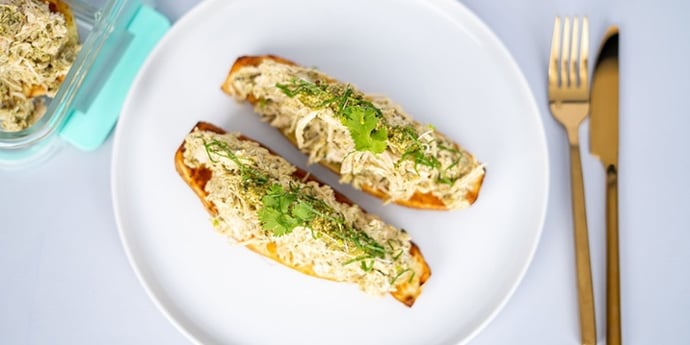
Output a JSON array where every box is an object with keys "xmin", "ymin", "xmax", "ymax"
[{"xmin": 112, "ymin": 0, "xmax": 548, "ymax": 344}]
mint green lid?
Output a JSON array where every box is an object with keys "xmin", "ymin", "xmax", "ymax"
[{"xmin": 60, "ymin": 5, "xmax": 170, "ymax": 151}]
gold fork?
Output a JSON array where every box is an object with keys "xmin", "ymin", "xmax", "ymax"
[{"xmin": 548, "ymin": 16, "xmax": 597, "ymax": 345}]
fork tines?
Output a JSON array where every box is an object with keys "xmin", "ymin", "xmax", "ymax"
[{"xmin": 549, "ymin": 16, "xmax": 589, "ymax": 90}]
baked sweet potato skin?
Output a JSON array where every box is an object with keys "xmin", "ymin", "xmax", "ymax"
[
  {"xmin": 175, "ymin": 121, "xmax": 430, "ymax": 307},
  {"xmin": 221, "ymin": 55, "xmax": 485, "ymax": 211}
]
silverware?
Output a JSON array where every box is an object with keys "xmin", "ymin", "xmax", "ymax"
[
  {"xmin": 548, "ymin": 16, "xmax": 597, "ymax": 345},
  {"xmin": 590, "ymin": 26, "xmax": 621, "ymax": 345}
]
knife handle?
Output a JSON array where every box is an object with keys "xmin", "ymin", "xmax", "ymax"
[
  {"xmin": 569, "ymin": 144, "xmax": 598, "ymax": 345},
  {"xmin": 606, "ymin": 166, "xmax": 622, "ymax": 345}
]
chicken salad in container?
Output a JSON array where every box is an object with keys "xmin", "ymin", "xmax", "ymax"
[{"xmin": 0, "ymin": 0, "xmax": 168, "ymax": 168}]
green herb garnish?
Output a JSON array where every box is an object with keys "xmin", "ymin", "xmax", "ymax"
[
  {"xmin": 276, "ymin": 79, "xmax": 324, "ymax": 98},
  {"xmin": 360, "ymin": 260, "xmax": 375, "ymax": 272},
  {"xmin": 257, "ymin": 182, "xmax": 386, "ymax": 259},
  {"xmin": 258, "ymin": 184, "xmax": 314, "ymax": 236},
  {"xmin": 275, "ymin": 78, "xmax": 468, "ymax": 184},
  {"xmin": 203, "ymin": 139, "xmax": 269, "ymax": 186},
  {"xmin": 341, "ymin": 103, "xmax": 388, "ymax": 153},
  {"xmin": 391, "ymin": 125, "xmax": 466, "ymax": 184},
  {"xmin": 393, "ymin": 125, "xmax": 441, "ymax": 170},
  {"xmin": 389, "ymin": 268, "xmax": 414, "ymax": 285},
  {"xmin": 276, "ymin": 79, "xmax": 388, "ymax": 153},
  {"xmin": 200, "ymin": 136, "xmax": 409, "ymax": 275}
]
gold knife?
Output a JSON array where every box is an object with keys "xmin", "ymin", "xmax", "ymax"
[{"xmin": 589, "ymin": 26, "xmax": 621, "ymax": 345}]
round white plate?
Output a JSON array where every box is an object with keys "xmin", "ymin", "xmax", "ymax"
[{"xmin": 112, "ymin": 0, "xmax": 549, "ymax": 344}]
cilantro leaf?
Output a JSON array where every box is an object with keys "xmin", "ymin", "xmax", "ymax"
[
  {"xmin": 258, "ymin": 184, "xmax": 315, "ymax": 236},
  {"xmin": 258, "ymin": 207, "xmax": 291, "ymax": 236},
  {"xmin": 275, "ymin": 80, "xmax": 389, "ymax": 154},
  {"xmin": 342, "ymin": 105, "xmax": 388, "ymax": 154},
  {"xmin": 261, "ymin": 185, "xmax": 282, "ymax": 208},
  {"xmin": 259, "ymin": 184, "xmax": 297, "ymax": 236},
  {"xmin": 292, "ymin": 201, "xmax": 315, "ymax": 222}
]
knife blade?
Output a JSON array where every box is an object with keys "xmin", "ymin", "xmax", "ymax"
[{"xmin": 589, "ymin": 26, "xmax": 621, "ymax": 345}]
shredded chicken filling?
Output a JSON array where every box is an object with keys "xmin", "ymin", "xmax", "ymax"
[
  {"xmin": 227, "ymin": 60, "xmax": 484, "ymax": 209},
  {"xmin": 0, "ymin": 0, "xmax": 80, "ymax": 131},
  {"xmin": 183, "ymin": 130, "xmax": 415, "ymax": 295}
]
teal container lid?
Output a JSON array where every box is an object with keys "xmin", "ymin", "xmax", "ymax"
[{"xmin": 61, "ymin": 4, "xmax": 170, "ymax": 151}]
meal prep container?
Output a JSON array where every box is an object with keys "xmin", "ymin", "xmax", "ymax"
[{"xmin": 0, "ymin": 0, "xmax": 169, "ymax": 168}]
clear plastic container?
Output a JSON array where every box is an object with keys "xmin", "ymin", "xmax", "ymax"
[{"xmin": 0, "ymin": 0, "xmax": 169, "ymax": 168}]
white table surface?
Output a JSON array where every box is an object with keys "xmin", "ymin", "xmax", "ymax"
[{"xmin": 2, "ymin": 0, "xmax": 689, "ymax": 344}]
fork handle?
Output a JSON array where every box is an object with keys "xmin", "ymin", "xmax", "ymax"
[
  {"xmin": 569, "ymin": 143, "xmax": 598, "ymax": 345},
  {"xmin": 606, "ymin": 166, "xmax": 622, "ymax": 345}
]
